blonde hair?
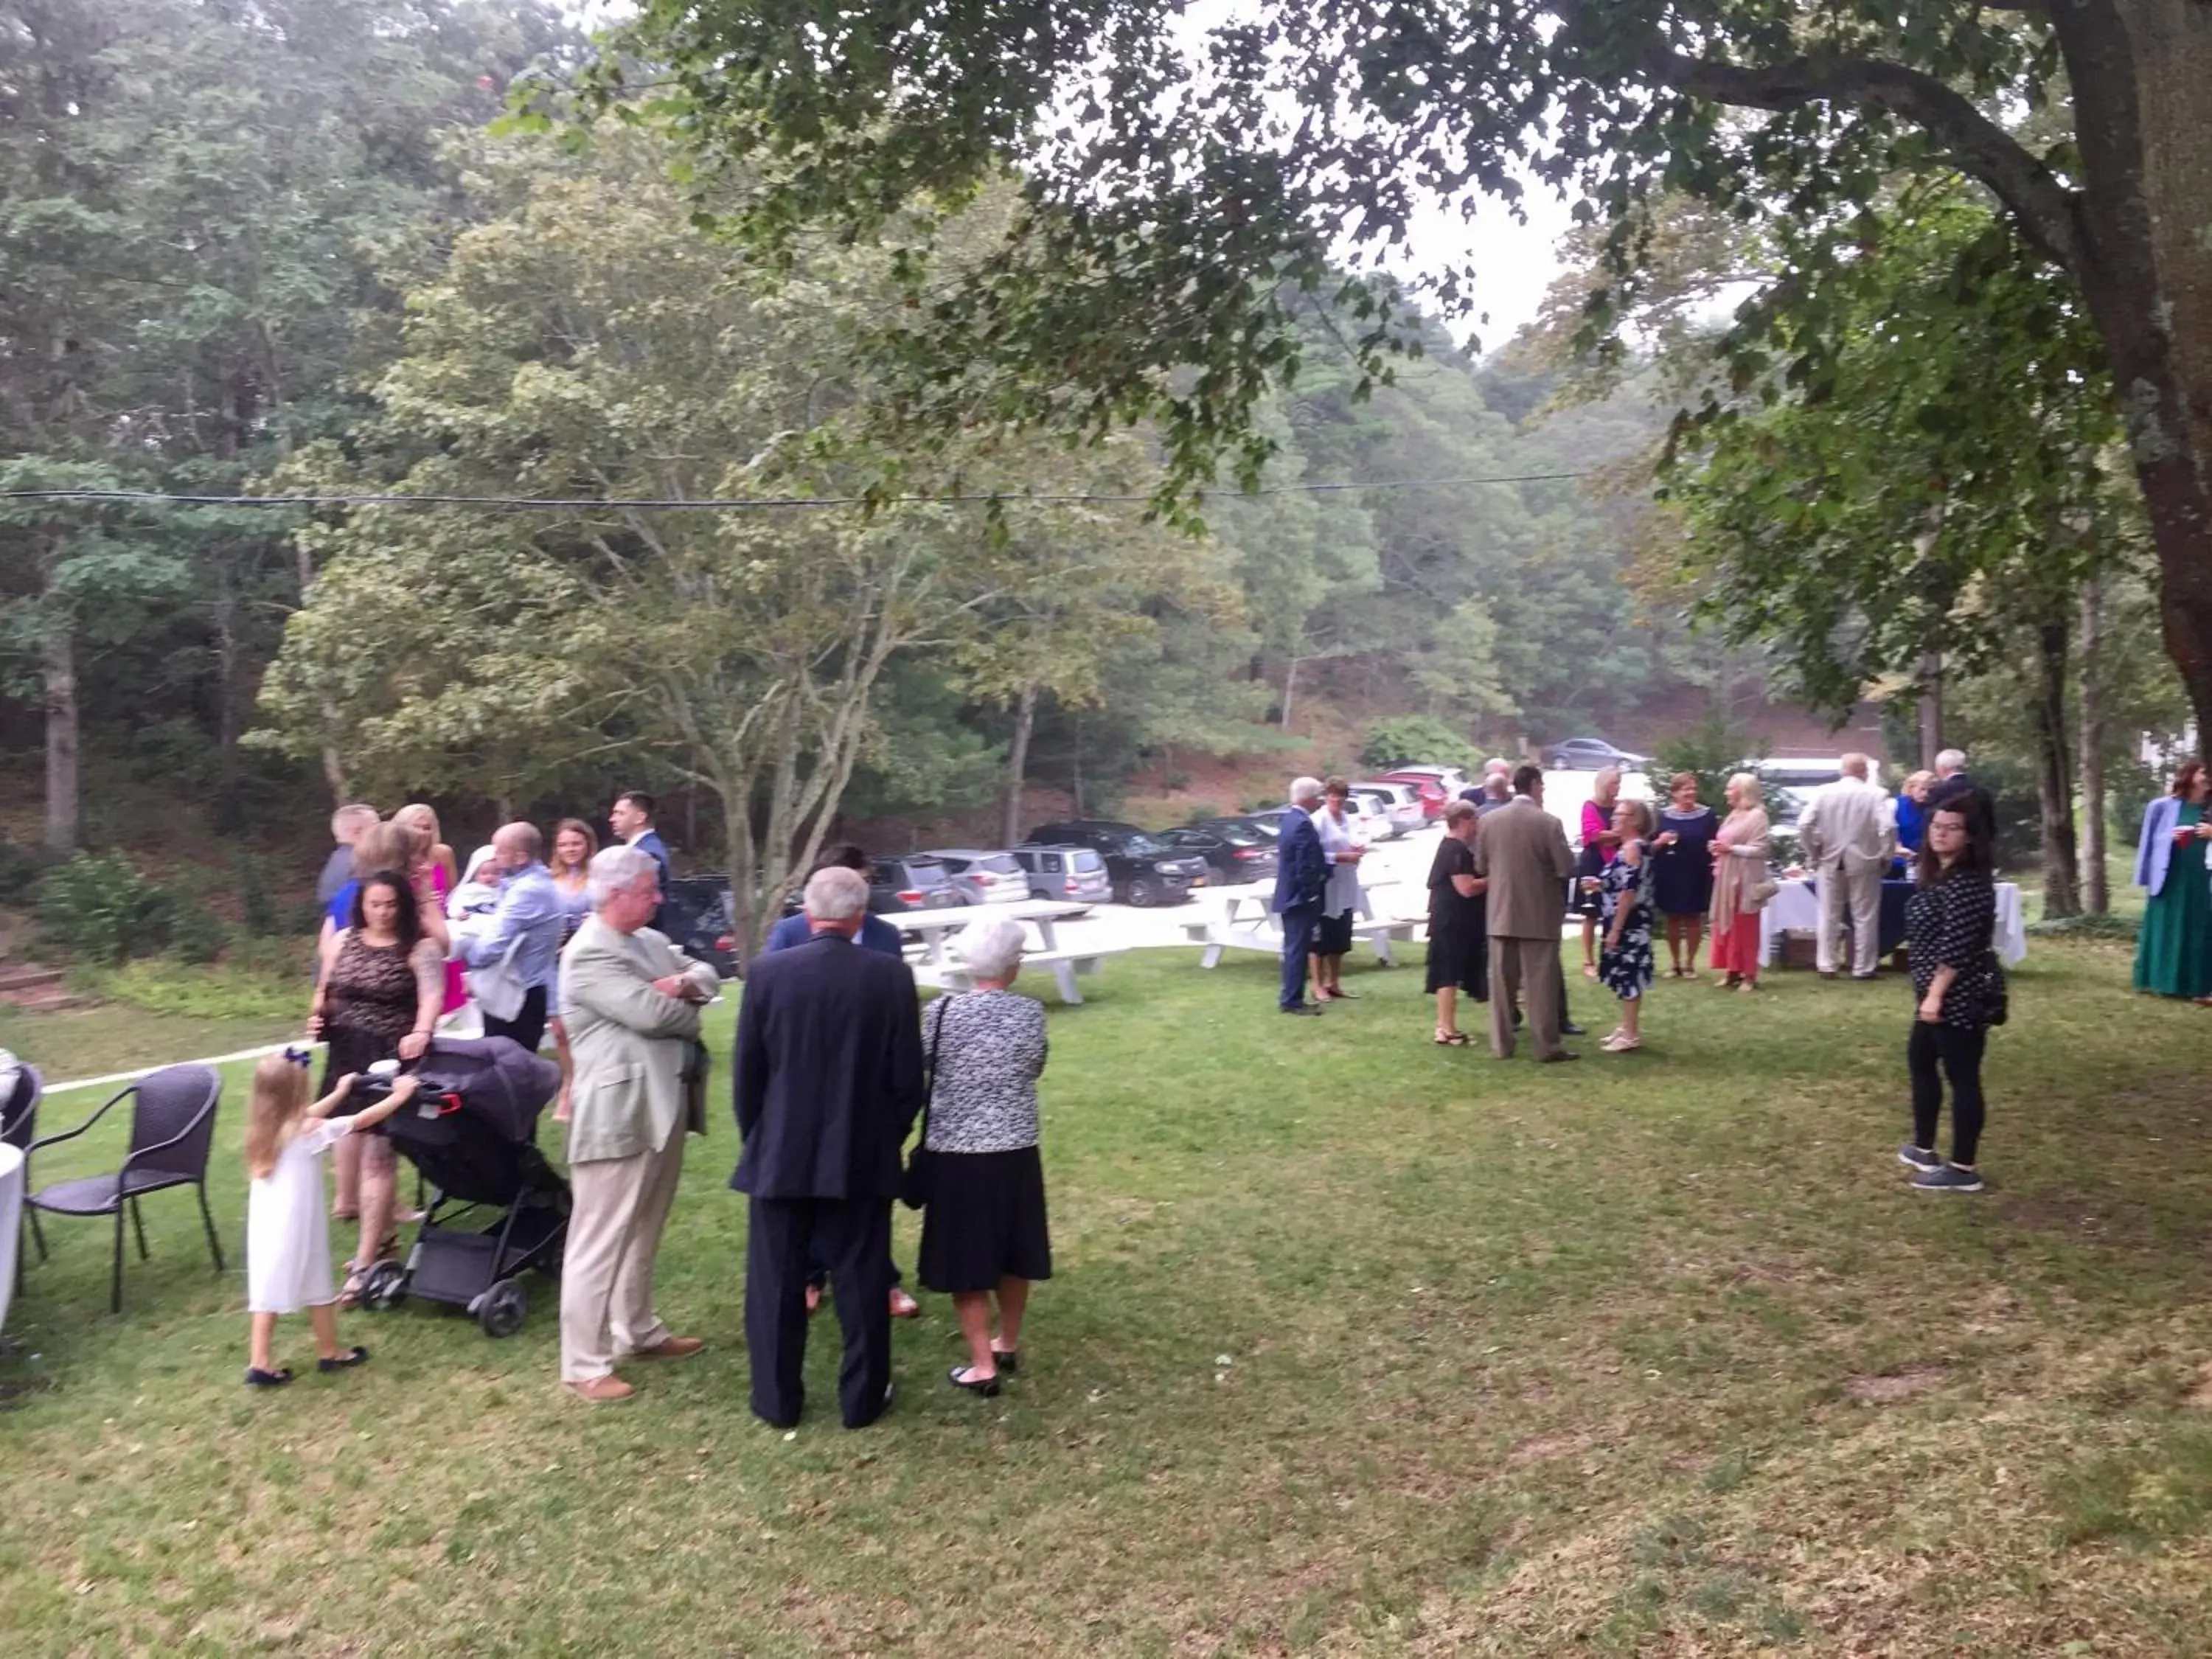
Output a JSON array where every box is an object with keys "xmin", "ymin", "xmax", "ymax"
[
  {"xmin": 394, "ymin": 802, "xmax": 442, "ymax": 845},
  {"xmin": 1725, "ymin": 771, "xmax": 1761, "ymax": 810},
  {"xmin": 350, "ymin": 820, "xmax": 414, "ymax": 877},
  {"xmin": 245, "ymin": 1054, "xmax": 315, "ymax": 1180}
]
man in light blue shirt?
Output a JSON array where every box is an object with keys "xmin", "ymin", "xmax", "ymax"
[{"xmin": 454, "ymin": 821, "xmax": 566, "ymax": 1053}]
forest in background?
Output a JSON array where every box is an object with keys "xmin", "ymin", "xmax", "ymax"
[{"xmin": 0, "ymin": 0, "xmax": 2195, "ymax": 967}]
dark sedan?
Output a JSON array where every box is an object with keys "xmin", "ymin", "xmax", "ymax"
[{"xmin": 1162, "ymin": 819, "xmax": 1280, "ymax": 885}]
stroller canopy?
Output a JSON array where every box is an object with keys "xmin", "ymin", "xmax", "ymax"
[{"xmin": 410, "ymin": 1036, "xmax": 559, "ymax": 1144}]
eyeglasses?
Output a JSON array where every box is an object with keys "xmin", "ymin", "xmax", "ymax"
[{"xmin": 282, "ymin": 1046, "xmax": 313, "ymax": 1068}]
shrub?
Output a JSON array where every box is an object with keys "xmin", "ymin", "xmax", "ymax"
[
  {"xmin": 1651, "ymin": 713, "xmax": 1768, "ymax": 813},
  {"xmin": 232, "ymin": 848, "xmax": 283, "ymax": 937},
  {"xmin": 1360, "ymin": 715, "xmax": 1477, "ymax": 774},
  {"xmin": 35, "ymin": 852, "xmax": 178, "ymax": 965},
  {"xmin": 0, "ymin": 832, "xmax": 47, "ymax": 905}
]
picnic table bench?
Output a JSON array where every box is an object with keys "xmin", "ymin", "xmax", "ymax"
[{"xmin": 1183, "ymin": 880, "xmax": 1420, "ymax": 967}]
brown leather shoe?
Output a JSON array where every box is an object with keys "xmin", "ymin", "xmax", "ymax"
[
  {"xmin": 633, "ymin": 1335, "xmax": 704, "ymax": 1360},
  {"xmin": 565, "ymin": 1375, "xmax": 634, "ymax": 1403}
]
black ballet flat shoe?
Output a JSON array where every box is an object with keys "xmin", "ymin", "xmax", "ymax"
[
  {"xmin": 245, "ymin": 1366, "xmax": 293, "ymax": 1388},
  {"xmin": 990, "ymin": 1349, "xmax": 1019, "ymax": 1374},
  {"xmin": 947, "ymin": 1365, "xmax": 1002, "ymax": 1397},
  {"xmin": 318, "ymin": 1346, "xmax": 370, "ymax": 1374}
]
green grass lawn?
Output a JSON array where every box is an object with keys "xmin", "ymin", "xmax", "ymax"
[{"xmin": 5, "ymin": 940, "xmax": 2212, "ymax": 1655}]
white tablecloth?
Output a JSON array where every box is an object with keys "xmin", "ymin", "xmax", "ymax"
[
  {"xmin": 1760, "ymin": 880, "xmax": 2025, "ymax": 965},
  {"xmin": 0, "ymin": 1143, "xmax": 22, "ymax": 1334}
]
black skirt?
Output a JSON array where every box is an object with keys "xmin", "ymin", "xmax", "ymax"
[
  {"xmin": 917, "ymin": 1146, "xmax": 1053, "ymax": 1293},
  {"xmin": 1313, "ymin": 908, "xmax": 1354, "ymax": 956},
  {"xmin": 1425, "ymin": 928, "xmax": 1488, "ymax": 998}
]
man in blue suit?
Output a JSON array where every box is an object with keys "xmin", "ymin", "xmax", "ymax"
[
  {"xmin": 609, "ymin": 788, "xmax": 673, "ymax": 931},
  {"xmin": 1272, "ymin": 776, "xmax": 1331, "ymax": 1015}
]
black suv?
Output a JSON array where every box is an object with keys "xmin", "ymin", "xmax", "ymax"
[
  {"xmin": 869, "ymin": 855, "xmax": 967, "ymax": 914},
  {"xmin": 1023, "ymin": 821, "xmax": 1208, "ymax": 907},
  {"xmin": 1162, "ymin": 818, "xmax": 1281, "ymax": 885}
]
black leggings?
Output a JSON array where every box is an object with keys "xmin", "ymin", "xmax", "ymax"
[{"xmin": 1908, "ymin": 1021, "xmax": 1988, "ymax": 1166}]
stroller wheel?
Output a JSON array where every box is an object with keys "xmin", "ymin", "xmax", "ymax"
[
  {"xmin": 361, "ymin": 1259, "xmax": 408, "ymax": 1311},
  {"xmin": 479, "ymin": 1278, "xmax": 528, "ymax": 1339}
]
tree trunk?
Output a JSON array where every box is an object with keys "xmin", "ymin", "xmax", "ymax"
[
  {"xmin": 41, "ymin": 605, "xmax": 79, "ymax": 856},
  {"xmin": 212, "ymin": 552, "xmax": 245, "ymax": 832},
  {"xmin": 2056, "ymin": 4, "xmax": 2212, "ymax": 738},
  {"xmin": 1916, "ymin": 653, "xmax": 1943, "ymax": 771},
  {"xmin": 2029, "ymin": 616, "xmax": 2081, "ymax": 919},
  {"xmin": 1002, "ymin": 679, "xmax": 1040, "ymax": 848},
  {"xmin": 2079, "ymin": 576, "xmax": 2110, "ymax": 914},
  {"xmin": 1281, "ymin": 655, "xmax": 1301, "ymax": 734},
  {"xmin": 293, "ymin": 540, "xmax": 351, "ymax": 803}
]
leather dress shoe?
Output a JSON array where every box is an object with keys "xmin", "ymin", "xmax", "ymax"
[
  {"xmin": 1560, "ymin": 1021, "xmax": 1587, "ymax": 1037},
  {"xmin": 566, "ymin": 1376, "xmax": 634, "ymax": 1403},
  {"xmin": 633, "ymin": 1335, "xmax": 704, "ymax": 1360}
]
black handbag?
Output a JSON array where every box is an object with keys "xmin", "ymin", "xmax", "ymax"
[{"xmin": 898, "ymin": 995, "xmax": 953, "ymax": 1210}]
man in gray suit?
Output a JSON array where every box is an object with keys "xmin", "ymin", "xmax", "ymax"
[
  {"xmin": 556, "ymin": 844, "xmax": 720, "ymax": 1403},
  {"xmin": 1473, "ymin": 765, "xmax": 1579, "ymax": 1062}
]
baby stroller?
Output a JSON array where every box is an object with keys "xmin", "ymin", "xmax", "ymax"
[{"xmin": 347, "ymin": 1036, "xmax": 568, "ymax": 1338}]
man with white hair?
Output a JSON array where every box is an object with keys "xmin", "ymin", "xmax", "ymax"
[
  {"xmin": 734, "ymin": 865, "xmax": 926, "ymax": 1429},
  {"xmin": 1795, "ymin": 754, "xmax": 1896, "ymax": 979},
  {"xmin": 1270, "ymin": 776, "xmax": 1332, "ymax": 1015},
  {"xmin": 555, "ymin": 844, "xmax": 720, "ymax": 1403},
  {"xmin": 1924, "ymin": 747, "xmax": 1997, "ymax": 841}
]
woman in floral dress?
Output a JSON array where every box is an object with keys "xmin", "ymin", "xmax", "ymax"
[{"xmin": 1599, "ymin": 800, "xmax": 1655, "ymax": 1052}]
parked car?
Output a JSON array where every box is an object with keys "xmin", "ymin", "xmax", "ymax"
[
  {"xmin": 1023, "ymin": 820, "xmax": 1208, "ymax": 906},
  {"xmin": 1540, "ymin": 737, "xmax": 1648, "ymax": 771},
  {"xmin": 1351, "ymin": 781, "xmax": 1427, "ymax": 837},
  {"xmin": 924, "ymin": 849, "xmax": 1031, "ymax": 905},
  {"xmin": 1162, "ymin": 819, "xmax": 1280, "ymax": 884},
  {"xmin": 869, "ymin": 854, "xmax": 969, "ymax": 914},
  {"xmin": 661, "ymin": 875, "xmax": 741, "ymax": 978},
  {"xmin": 1380, "ymin": 763, "xmax": 1474, "ymax": 799},
  {"xmin": 1376, "ymin": 771, "xmax": 1453, "ymax": 820},
  {"xmin": 1007, "ymin": 844, "xmax": 1113, "ymax": 904}
]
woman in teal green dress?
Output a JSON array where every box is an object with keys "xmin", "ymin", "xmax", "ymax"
[{"xmin": 2133, "ymin": 759, "xmax": 2212, "ymax": 1001}]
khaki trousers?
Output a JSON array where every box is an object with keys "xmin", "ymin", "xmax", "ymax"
[
  {"xmin": 1817, "ymin": 858, "xmax": 1885, "ymax": 976},
  {"xmin": 559, "ymin": 1129, "xmax": 686, "ymax": 1382},
  {"xmin": 1489, "ymin": 935, "xmax": 1568, "ymax": 1060}
]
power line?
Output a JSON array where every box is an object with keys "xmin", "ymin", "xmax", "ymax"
[{"xmin": 0, "ymin": 470, "xmax": 1590, "ymax": 513}]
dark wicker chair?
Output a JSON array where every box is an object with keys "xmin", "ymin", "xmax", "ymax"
[{"xmin": 25, "ymin": 1063, "xmax": 223, "ymax": 1312}]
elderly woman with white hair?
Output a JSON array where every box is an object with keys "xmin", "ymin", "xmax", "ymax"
[
  {"xmin": 925, "ymin": 914, "xmax": 1053, "ymax": 1399},
  {"xmin": 1708, "ymin": 771, "xmax": 1773, "ymax": 993}
]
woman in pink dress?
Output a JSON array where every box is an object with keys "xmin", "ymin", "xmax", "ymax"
[
  {"xmin": 1708, "ymin": 772, "xmax": 1772, "ymax": 992},
  {"xmin": 394, "ymin": 804, "xmax": 466, "ymax": 1017}
]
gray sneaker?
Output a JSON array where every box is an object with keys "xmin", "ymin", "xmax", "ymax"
[
  {"xmin": 1897, "ymin": 1143, "xmax": 1944, "ymax": 1172},
  {"xmin": 1913, "ymin": 1164, "xmax": 1984, "ymax": 1193}
]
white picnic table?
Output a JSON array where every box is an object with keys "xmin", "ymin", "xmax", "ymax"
[
  {"xmin": 1759, "ymin": 878, "xmax": 2026, "ymax": 967},
  {"xmin": 0, "ymin": 1143, "xmax": 21, "ymax": 1333},
  {"xmin": 890, "ymin": 900, "xmax": 1093, "ymax": 966},
  {"xmin": 1184, "ymin": 878, "xmax": 1418, "ymax": 967}
]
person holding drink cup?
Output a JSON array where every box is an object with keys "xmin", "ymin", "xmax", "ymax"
[{"xmin": 2133, "ymin": 759, "xmax": 2212, "ymax": 1003}]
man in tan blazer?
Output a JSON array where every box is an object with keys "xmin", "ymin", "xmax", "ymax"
[
  {"xmin": 1793, "ymin": 753, "xmax": 1896, "ymax": 980},
  {"xmin": 1472, "ymin": 765, "xmax": 1579, "ymax": 1062},
  {"xmin": 556, "ymin": 844, "xmax": 721, "ymax": 1402}
]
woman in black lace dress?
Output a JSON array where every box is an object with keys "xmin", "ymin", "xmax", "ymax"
[
  {"xmin": 917, "ymin": 916, "xmax": 1051, "ymax": 1399},
  {"xmin": 307, "ymin": 872, "xmax": 444, "ymax": 1298},
  {"xmin": 1898, "ymin": 806, "xmax": 2006, "ymax": 1193}
]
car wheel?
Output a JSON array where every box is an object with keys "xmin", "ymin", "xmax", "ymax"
[{"xmin": 1127, "ymin": 876, "xmax": 1158, "ymax": 908}]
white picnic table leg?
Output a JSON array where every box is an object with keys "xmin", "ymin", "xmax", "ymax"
[
  {"xmin": 1053, "ymin": 959, "xmax": 1082, "ymax": 1004},
  {"xmin": 1371, "ymin": 931, "xmax": 1396, "ymax": 967},
  {"xmin": 1201, "ymin": 940, "xmax": 1225, "ymax": 968},
  {"xmin": 930, "ymin": 926, "xmax": 953, "ymax": 967},
  {"xmin": 1034, "ymin": 917, "xmax": 1060, "ymax": 953},
  {"xmin": 1357, "ymin": 885, "xmax": 1376, "ymax": 920}
]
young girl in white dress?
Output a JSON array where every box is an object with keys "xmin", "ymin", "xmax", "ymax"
[{"xmin": 245, "ymin": 1050, "xmax": 417, "ymax": 1387}]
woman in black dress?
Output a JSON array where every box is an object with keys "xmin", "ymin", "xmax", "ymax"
[
  {"xmin": 1425, "ymin": 801, "xmax": 1489, "ymax": 1046},
  {"xmin": 1898, "ymin": 806, "xmax": 2006, "ymax": 1193},
  {"xmin": 918, "ymin": 916, "xmax": 1052, "ymax": 1398},
  {"xmin": 1647, "ymin": 772, "xmax": 1719, "ymax": 977},
  {"xmin": 307, "ymin": 871, "xmax": 443, "ymax": 1298}
]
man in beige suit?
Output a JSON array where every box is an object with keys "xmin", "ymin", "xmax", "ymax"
[
  {"xmin": 1473, "ymin": 765, "xmax": 1579, "ymax": 1062},
  {"xmin": 556, "ymin": 844, "xmax": 720, "ymax": 1402},
  {"xmin": 1795, "ymin": 754, "xmax": 1896, "ymax": 981}
]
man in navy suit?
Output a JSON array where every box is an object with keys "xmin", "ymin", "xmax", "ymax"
[
  {"xmin": 1272, "ymin": 776, "xmax": 1331, "ymax": 1015},
  {"xmin": 609, "ymin": 788, "xmax": 673, "ymax": 930},
  {"xmin": 733, "ymin": 866, "xmax": 925, "ymax": 1430}
]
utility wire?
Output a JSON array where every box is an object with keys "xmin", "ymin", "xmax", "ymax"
[{"xmin": 0, "ymin": 470, "xmax": 1590, "ymax": 513}]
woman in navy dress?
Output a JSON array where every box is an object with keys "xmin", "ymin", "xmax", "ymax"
[{"xmin": 1647, "ymin": 773, "xmax": 1718, "ymax": 978}]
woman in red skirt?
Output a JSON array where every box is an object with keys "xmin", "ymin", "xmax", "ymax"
[{"xmin": 1708, "ymin": 771, "xmax": 1771, "ymax": 992}]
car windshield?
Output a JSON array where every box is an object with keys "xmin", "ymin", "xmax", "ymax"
[
  {"xmin": 1068, "ymin": 851, "xmax": 1103, "ymax": 872},
  {"xmin": 1115, "ymin": 831, "xmax": 1170, "ymax": 855},
  {"xmin": 975, "ymin": 854, "xmax": 1021, "ymax": 874},
  {"xmin": 897, "ymin": 860, "xmax": 950, "ymax": 888}
]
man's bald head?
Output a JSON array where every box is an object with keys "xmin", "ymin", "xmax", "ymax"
[
  {"xmin": 1840, "ymin": 754, "xmax": 1869, "ymax": 780},
  {"xmin": 493, "ymin": 821, "xmax": 543, "ymax": 866}
]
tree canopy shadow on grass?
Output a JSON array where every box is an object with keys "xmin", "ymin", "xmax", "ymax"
[{"xmin": 4, "ymin": 939, "xmax": 2211, "ymax": 1655}]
